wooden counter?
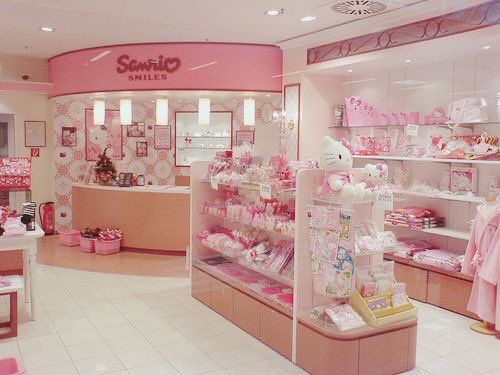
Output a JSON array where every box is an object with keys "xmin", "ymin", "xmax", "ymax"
[{"xmin": 72, "ymin": 183, "xmax": 190, "ymax": 253}]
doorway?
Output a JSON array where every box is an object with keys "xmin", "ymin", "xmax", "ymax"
[{"xmin": 0, "ymin": 114, "xmax": 16, "ymax": 207}]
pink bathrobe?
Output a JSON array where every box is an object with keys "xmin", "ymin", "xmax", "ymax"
[{"xmin": 462, "ymin": 205, "xmax": 500, "ymax": 326}]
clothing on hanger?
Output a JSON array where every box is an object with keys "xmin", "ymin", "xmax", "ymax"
[{"xmin": 462, "ymin": 201, "xmax": 500, "ymax": 329}]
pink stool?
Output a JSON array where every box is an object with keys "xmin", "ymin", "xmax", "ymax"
[{"xmin": 0, "ymin": 276, "xmax": 23, "ymax": 340}]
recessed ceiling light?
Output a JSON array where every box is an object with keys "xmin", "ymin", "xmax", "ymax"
[
  {"xmin": 405, "ymin": 59, "xmax": 412, "ymax": 63},
  {"xmin": 39, "ymin": 26, "xmax": 54, "ymax": 32},
  {"xmin": 266, "ymin": 94, "xmax": 271, "ymax": 97},
  {"xmin": 482, "ymin": 45, "xmax": 491, "ymax": 50},
  {"xmin": 266, "ymin": 9, "xmax": 282, "ymax": 16},
  {"xmin": 300, "ymin": 16, "xmax": 316, "ymax": 22},
  {"xmin": 347, "ymin": 69, "xmax": 353, "ymax": 73}
]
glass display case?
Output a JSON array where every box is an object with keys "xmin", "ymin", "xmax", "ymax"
[{"xmin": 175, "ymin": 111, "xmax": 232, "ymax": 167}]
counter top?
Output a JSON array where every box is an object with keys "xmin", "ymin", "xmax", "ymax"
[{"xmin": 72, "ymin": 183, "xmax": 190, "ymax": 194}]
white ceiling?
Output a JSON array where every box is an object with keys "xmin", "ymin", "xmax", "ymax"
[{"xmin": 0, "ymin": 0, "xmax": 483, "ymax": 58}]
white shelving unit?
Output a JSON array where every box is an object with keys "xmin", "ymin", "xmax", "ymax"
[
  {"xmin": 392, "ymin": 189, "xmax": 484, "ymax": 203},
  {"xmin": 353, "ymin": 155, "xmax": 500, "ymax": 165}
]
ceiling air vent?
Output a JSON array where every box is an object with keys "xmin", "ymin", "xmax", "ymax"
[{"xmin": 332, "ymin": 1, "xmax": 387, "ymax": 15}]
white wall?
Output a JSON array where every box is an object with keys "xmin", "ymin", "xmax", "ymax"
[{"xmin": 0, "ymin": 91, "xmax": 54, "ymax": 206}]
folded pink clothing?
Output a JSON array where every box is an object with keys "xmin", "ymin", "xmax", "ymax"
[
  {"xmin": 277, "ymin": 293, "xmax": 293, "ymax": 304},
  {"xmin": 413, "ymin": 249, "xmax": 462, "ymax": 272},
  {"xmin": 261, "ymin": 286, "xmax": 285, "ymax": 295}
]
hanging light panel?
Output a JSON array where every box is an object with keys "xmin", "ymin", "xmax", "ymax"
[
  {"xmin": 93, "ymin": 100, "xmax": 105, "ymax": 125},
  {"xmin": 199, "ymin": 98, "xmax": 211, "ymax": 125},
  {"xmin": 156, "ymin": 98, "xmax": 169, "ymax": 125},
  {"xmin": 120, "ymin": 99, "xmax": 132, "ymax": 125},
  {"xmin": 243, "ymin": 98, "xmax": 256, "ymax": 126}
]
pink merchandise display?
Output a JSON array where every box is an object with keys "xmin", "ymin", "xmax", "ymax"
[
  {"xmin": 412, "ymin": 250, "xmax": 462, "ymax": 272},
  {"xmin": 0, "ymin": 158, "xmax": 31, "ymax": 190}
]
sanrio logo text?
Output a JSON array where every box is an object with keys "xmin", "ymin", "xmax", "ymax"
[{"xmin": 116, "ymin": 55, "xmax": 181, "ymax": 81}]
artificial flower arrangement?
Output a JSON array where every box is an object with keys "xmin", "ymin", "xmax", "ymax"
[
  {"xmin": 98, "ymin": 228, "xmax": 123, "ymax": 241},
  {"xmin": 80, "ymin": 227, "xmax": 101, "ymax": 239}
]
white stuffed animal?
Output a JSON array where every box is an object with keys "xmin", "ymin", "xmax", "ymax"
[{"xmin": 319, "ymin": 137, "xmax": 368, "ymax": 201}]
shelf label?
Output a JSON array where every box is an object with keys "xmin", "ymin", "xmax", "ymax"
[
  {"xmin": 406, "ymin": 124, "xmax": 419, "ymax": 137},
  {"xmin": 210, "ymin": 175, "xmax": 219, "ymax": 190},
  {"xmin": 260, "ymin": 183, "xmax": 272, "ymax": 199},
  {"xmin": 375, "ymin": 189, "xmax": 394, "ymax": 210}
]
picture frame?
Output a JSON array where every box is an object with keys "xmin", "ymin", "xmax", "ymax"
[
  {"xmin": 61, "ymin": 127, "xmax": 77, "ymax": 147},
  {"xmin": 154, "ymin": 125, "xmax": 171, "ymax": 149},
  {"xmin": 24, "ymin": 121, "xmax": 46, "ymax": 147},
  {"xmin": 85, "ymin": 108, "xmax": 123, "ymax": 161},
  {"xmin": 136, "ymin": 141, "xmax": 148, "ymax": 157},
  {"xmin": 126, "ymin": 122, "xmax": 146, "ymax": 137},
  {"xmin": 235, "ymin": 130, "xmax": 254, "ymax": 146}
]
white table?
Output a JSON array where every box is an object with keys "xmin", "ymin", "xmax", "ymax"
[{"xmin": 0, "ymin": 224, "xmax": 44, "ymax": 320}]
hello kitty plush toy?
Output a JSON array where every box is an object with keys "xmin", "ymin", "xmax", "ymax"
[
  {"xmin": 319, "ymin": 137, "xmax": 367, "ymax": 201},
  {"xmin": 362, "ymin": 163, "xmax": 388, "ymax": 190}
]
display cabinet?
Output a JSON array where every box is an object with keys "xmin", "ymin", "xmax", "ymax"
[
  {"xmin": 175, "ymin": 111, "xmax": 232, "ymax": 167},
  {"xmin": 190, "ymin": 160, "xmax": 418, "ymax": 373}
]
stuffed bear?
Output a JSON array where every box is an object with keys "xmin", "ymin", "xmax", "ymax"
[{"xmin": 319, "ymin": 136, "xmax": 367, "ymax": 201}]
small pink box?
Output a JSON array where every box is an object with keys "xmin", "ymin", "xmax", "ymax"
[
  {"xmin": 95, "ymin": 239, "xmax": 121, "ymax": 255},
  {"xmin": 79, "ymin": 237, "xmax": 96, "ymax": 253},
  {"xmin": 0, "ymin": 358, "xmax": 24, "ymax": 375},
  {"xmin": 59, "ymin": 229, "xmax": 80, "ymax": 247}
]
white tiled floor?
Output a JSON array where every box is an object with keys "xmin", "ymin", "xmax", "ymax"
[{"xmin": 0, "ymin": 264, "xmax": 499, "ymax": 375}]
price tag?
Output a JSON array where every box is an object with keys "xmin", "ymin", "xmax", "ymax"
[
  {"xmin": 375, "ymin": 190, "xmax": 394, "ymax": 210},
  {"xmin": 260, "ymin": 183, "xmax": 272, "ymax": 199},
  {"xmin": 406, "ymin": 124, "xmax": 419, "ymax": 137},
  {"xmin": 210, "ymin": 175, "xmax": 219, "ymax": 190}
]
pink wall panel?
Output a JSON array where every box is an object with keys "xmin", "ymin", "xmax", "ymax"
[{"xmin": 48, "ymin": 43, "xmax": 283, "ymax": 97}]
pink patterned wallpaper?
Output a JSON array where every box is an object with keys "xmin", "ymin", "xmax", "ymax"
[{"xmin": 53, "ymin": 96, "xmax": 280, "ymax": 231}]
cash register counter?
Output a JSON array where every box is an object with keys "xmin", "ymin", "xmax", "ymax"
[{"xmin": 72, "ymin": 183, "xmax": 190, "ymax": 254}]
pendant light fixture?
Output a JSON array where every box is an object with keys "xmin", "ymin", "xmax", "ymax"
[
  {"xmin": 243, "ymin": 98, "xmax": 256, "ymax": 126},
  {"xmin": 199, "ymin": 98, "xmax": 211, "ymax": 125},
  {"xmin": 120, "ymin": 99, "xmax": 132, "ymax": 125},
  {"xmin": 156, "ymin": 98, "xmax": 169, "ymax": 125},
  {"xmin": 93, "ymin": 100, "xmax": 105, "ymax": 125}
]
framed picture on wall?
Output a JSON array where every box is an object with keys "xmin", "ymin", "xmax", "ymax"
[
  {"xmin": 61, "ymin": 127, "xmax": 77, "ymax": 147},
  {"xmin": 136, "ymin": 141, "xmax": 148, "ymax": 157},
  {"xmin": 126, "ymin": 122, "xmax": 145, "ymax": 137},
  {"xmin": 85, "ymin": 109, "xmax": 123, "ymax": 161},
  {"xmin": 24, "ymin": 121, "xmax": 46, "ymax": 147},
  {"xmin": 236, "ymin": 130, "xmax": 255, "ymax": 146},
  {"xmin": 154, "ymin": 125, "xmax": 171, "ymax": 149}
]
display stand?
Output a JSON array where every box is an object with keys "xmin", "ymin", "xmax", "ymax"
[
  {"xmin": 330, "ymin": 122, "xmax": 500, "ymax": 318},
  {"xmin": 190, "ymin": 161, "xmax": 417, "ymax": 374}
]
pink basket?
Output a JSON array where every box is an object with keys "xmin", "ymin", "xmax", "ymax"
[
  {"xmin": 59, "ymin": 229, "xmax": 80, "ymax": 247},
  {"xmin": 0, "ymin": 358, "xmax": 24, "ymax": 375},
  {"xmin": 79, "ymin": 237, "xmax": 96, "ymax": 253},
  {"xmin": 95, "ymin": 239, "xmax": 121, "ymax": 255}
]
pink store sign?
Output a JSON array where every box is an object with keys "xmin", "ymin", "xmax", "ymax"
[{"xmin": 48, "ymin": 42, "xmax": 283, "ymax": 98}]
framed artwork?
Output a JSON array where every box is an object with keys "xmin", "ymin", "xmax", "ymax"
[
  {"xmin": 136, "ymin": 141, "xmax": 148, "ymax": 157},
  {"xmin": 236, "ymin": 130, "xmax": 255, "ymax": 146},
  {"xmin": 126, "ymin": 122, "xmax": 145, "ymax": 137},
  {"xmin": 154, "ymin": 125, "xmax": 171, "ymax": 149},
  {"xmin": 24, "ymin": 121, "xmax": 46, "ymax": 147},
  {"xmin": 61, "ymin": 127, "xmax": 77, "ymax": 147},
  {"xmin": 85, "ymin": 109, "xmax": 123, "ymax": 161}
]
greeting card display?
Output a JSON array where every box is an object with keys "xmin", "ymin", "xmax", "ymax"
[
  {"xmin": 308, "ymin": 206, "xmax": 355, "ymax": 298},
  {"xmin": 0, "ymin": 158, "xmax": 32, "ymax": 189}
]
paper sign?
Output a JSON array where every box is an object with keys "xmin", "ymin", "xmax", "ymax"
[
  {"xmin": 406, "ymin": 124, "xmax": 419, "ymax": 137},
  {"xmin": 375, "ymin": 190, "xmax": 394, "ymax": 210},
  {"xmin": 210, "ymin": 175, "xmax": 219, "ymax": 190},
  {"xmin": 260, "ymin": 183, "xmax": 272, "ymax": 199}
]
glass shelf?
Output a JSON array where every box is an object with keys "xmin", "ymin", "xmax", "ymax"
[{"xmin": 329, "ymin": 121, "xmax": 500, "ymax": 129}]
